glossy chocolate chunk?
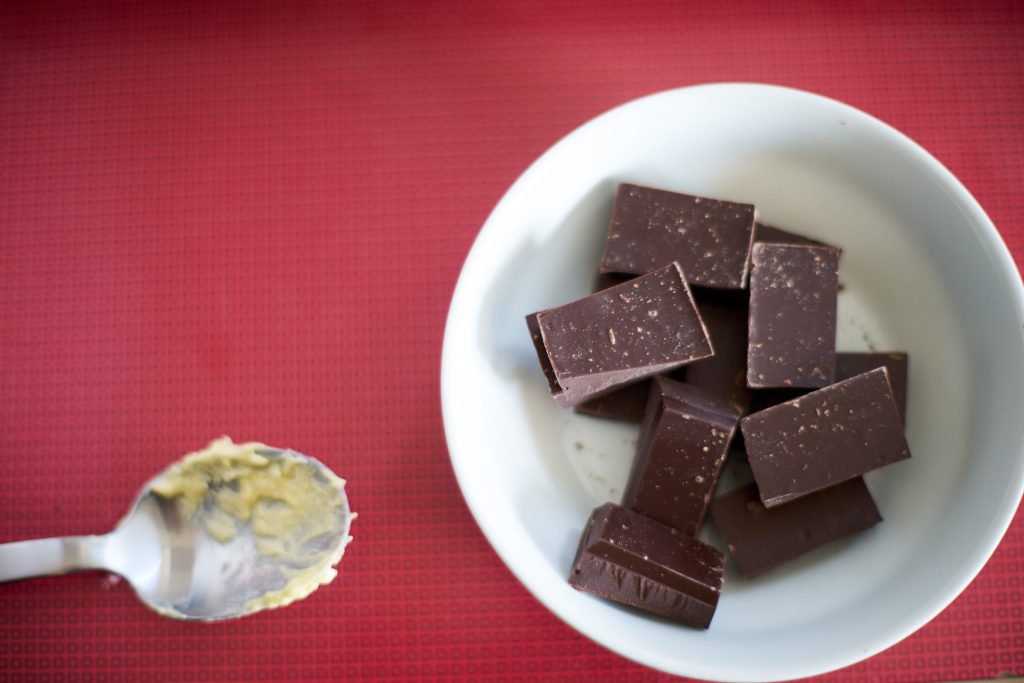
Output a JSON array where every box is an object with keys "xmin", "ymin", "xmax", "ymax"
[
  {"xmin": 599, "ymin": 184, "xmax": 756, "ymax": 290},
  {"xmin": 623, "ymin": 378, "xmax": 741, "ymax": 535},
  {"xmin": 527, "ymin": 263, "xmax": 712, "ymax": 407},
  {"xmin": 577, "ymin": 290, "xmax": 752, "ymax": 422},
  {"xmin": 747, "ymin": 242, "xmax": 840, "ymax": 389},
  {"xmin": 742, "ymin": 367, "xmax": 911, "ymax": 507},
  {"xmin": 753, "ymin": 222, "xmax": 829, "ymax": 247},
  {"xmin": 577, "ymin": 288, "xmax": 752, "ymax": 422},
  {"xmin": 683, "ymin": 292, "xmax": 752, "ymax": 413},
  {"xmin": 750, "ymin": 351, "xmax": 909, "ymax": 423},
  {"xmin": 711, "ymin": 478, "xmax": 882, "ymax": 578},
  {"xmin": 568, "ymin": 503, "xmax": 724, "ymax": 629}
]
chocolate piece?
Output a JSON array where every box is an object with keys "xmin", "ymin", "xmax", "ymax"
[
  {"xmin": 574, "ymin": 271, "xmax": 665, "ymax": 421},
  {"xmin": 750, "ymin": 351, "xmax": 909, "ymax": 422},
  {"xmin": 711, "ymin": 479, "xmax": 882, "ymax": 578},
  {"xmin": 742, "ymin": 367, "xmax": 911, "ymax": 507},
  {"xmin": 526, "ymin": 263, "xmax": 712, "ymax": 407},
  {"xmin": 599, "ymin": 184, "xmax": 756, "ymax": 290},
  {"xmin": 575, "ymin": 379, "xmax": 654, "ymax": 422},
  {"xmin": 623, "ymin": 378, "xmax": 741, "ymax": 535},
  {"xmin": 577, "ymin": 284, "xmax": 754, "ymax": 422},
  {"xmin": 836, "ymin": 353, "xmax": 908, "ymax": 423},
  {"xmin": 747, "ymin": 242, "xmax": 840, "ymax": 389},
  {"xmin": 576, "ymin": 290, "xmax": 758, "ymax": 422},
  {"xmin": 683, "ymin": 294, "xmax": 751, "ymax": 413},
  {"xmin": 753, "ymin": 222, "xmax": 829, "ymax": 247},
  {"xmin": 568, "ymin": 503, "xmax": 724, "ymax": 629}
]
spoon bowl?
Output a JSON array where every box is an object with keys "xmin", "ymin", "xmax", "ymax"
[{"xmin": 0, "ymin": 442, "xmax": 352, "ymax": 621}]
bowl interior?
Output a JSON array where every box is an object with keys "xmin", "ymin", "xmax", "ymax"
[{"xmin": 441, "ymin": 84, "xmax": 1024, "ymax": 682}]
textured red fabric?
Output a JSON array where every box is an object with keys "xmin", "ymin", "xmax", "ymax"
[{"xmin": 1, "ymin": 1, "xmax": 1022, "ymax": 681}]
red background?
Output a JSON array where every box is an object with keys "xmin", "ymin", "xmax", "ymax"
[{"xmin": 1, "ymin": 2, "xmax": 1022, "ymax": 681}]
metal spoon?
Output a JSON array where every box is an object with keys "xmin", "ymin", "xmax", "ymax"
[{"xmin": 0, "ymin": 445, "xmax": 352, "ymax": 620}]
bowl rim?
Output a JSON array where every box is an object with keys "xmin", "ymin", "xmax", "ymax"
[{"xmin": 440, "ymin": 82, "xmax": 1024, "ymax": 681}]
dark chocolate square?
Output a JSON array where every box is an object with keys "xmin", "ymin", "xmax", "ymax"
[
  {"xmin": 600, "ymin": 184, "xmax": 756, "ymax": 290},
  {"xmin": 569, "ymin": 503, "xmax": 724, "ymax": 629},
  {"xmin": 623, "ymin": 377, "xmax": 741, "ymax": 535},
  {"xmin": 527, "ymin": 262, "xmax": 712, "ymax": 407},
  {"xmin": 747, "ymin": 242, "xmax": 840, "ymax": 389},
  {"xmin": 711, "ymin": 478, "xmax": 882, "ymax": 578},
  {"xmin": 742, "ymin": 367, "xmax": 911, "ymax": 507}
]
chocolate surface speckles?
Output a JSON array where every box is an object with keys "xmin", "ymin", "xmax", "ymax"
[
  {"xmin": 750, "ymin": 351, "xmax": 909, "ymax": 423},
  {"xmin": 836, "ymin": 352, "xmax": 909, "ymax": 424},
  {"xmin": 527, "ymin": 262, "xmax": 712, "ymax": 407},
  {"xmin": 569, "ymin": 503, "xmax": 724, "ymax": 629},
  {"xmin": 747, "ymin": 242, "xmax": 840, "ymax": 389},
  {"xmin": 623, "ymin": 378, "xmax": 741, "ymax": 535},
  {"xmin": 578, "ymin": 292, "xmax": 755, "ymax": 422},
  {"xmin": 742, "ymin": 367, "xmax": 911, "ymax": 507},
  {"xmin": 600, "ymin": 184, "xmax": 756, "ymax": 290}
]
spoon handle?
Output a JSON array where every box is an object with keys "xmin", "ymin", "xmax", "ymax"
[{"xmin": 0, "ymin": 536, "xmax": 109, "ymax": 582}]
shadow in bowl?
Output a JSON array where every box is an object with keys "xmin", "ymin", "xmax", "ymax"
[{"xmin": 475, "ymin": 178, "xmax": 617, "ymax": 380}]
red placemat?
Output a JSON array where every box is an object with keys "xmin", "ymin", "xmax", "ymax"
[{"xmin": 1, "ymin": 2, "xmax": 1021, "ymax": 681}]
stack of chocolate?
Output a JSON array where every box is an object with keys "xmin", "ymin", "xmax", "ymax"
[{"xmin": 526, "ymin": 183, "xmax": 911, "ymax": 629}]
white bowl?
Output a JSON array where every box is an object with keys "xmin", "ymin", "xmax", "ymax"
[{"xmin": 440, "ymin": 83, "xmax": 1024, "ymax": 682}]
